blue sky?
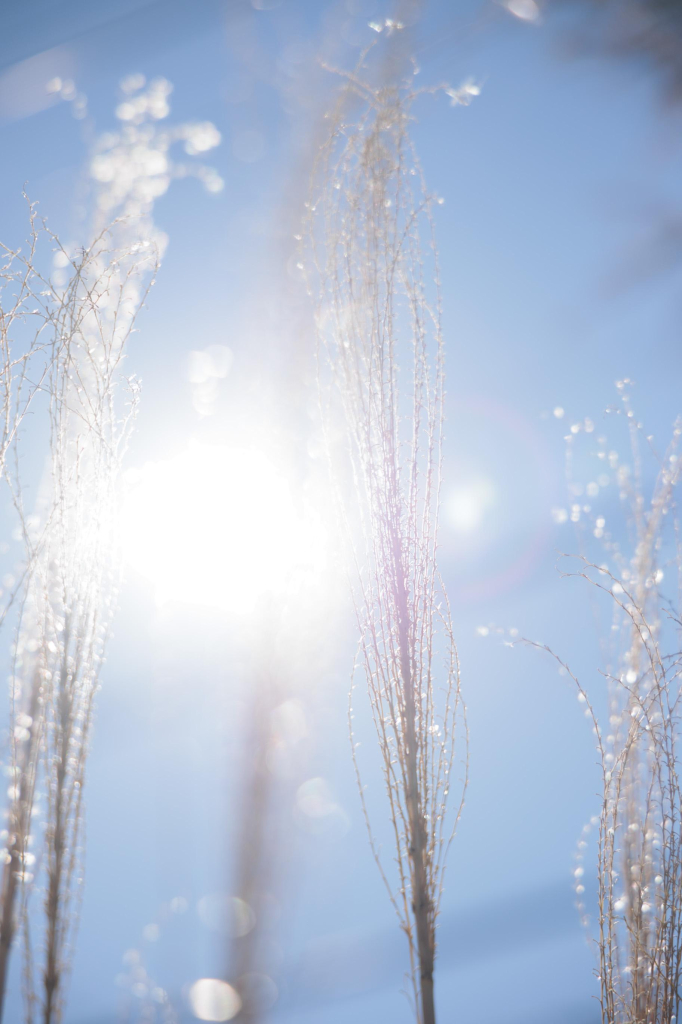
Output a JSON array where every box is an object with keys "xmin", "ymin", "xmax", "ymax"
[{"xmin": 1, "ymin": 1, "xmax": 682, "ymax": 1022}]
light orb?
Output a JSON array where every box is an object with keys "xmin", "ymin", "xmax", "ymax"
[
  {"xmin": 188, "ymin": 978, "xmax": 241, "ymax": 1022},
  {"xmin": 122, "ymin": 441, "xmax": 321, "ymax": 613}
]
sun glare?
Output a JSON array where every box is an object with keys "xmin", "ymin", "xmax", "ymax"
[
  {"xmin": 122, "ymin": 441, "xmax": 322, "ymax": 613},
  {"xmin": 446, "ymin": 477, "xmax": 497, "ymax": 534}
]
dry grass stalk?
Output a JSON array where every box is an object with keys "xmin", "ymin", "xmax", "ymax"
[
  {"xmin": 0, "ymin": 203, "xmax": 78, "ymax": 1020},
  {"xmin": 0, "ymin": 217, "xmax": 155, "ymax": 1024},
  {"xmin": 0, "ymin": 205, "xmax": 61, "ymax": 484},
  {"xmin": 0, "ymin": 76, "xmax": 222, "ymax": 1022},
  {"xmin": 306, "ymin": 50, "xmax": 467, "ymax": 1024},
  {"xmin": 35, "ymin": 230, "xmax": 154, "ymax": 1024},
  {"xmin": 525, "ymin": 385, "xmax": 682, "ymax": 1024}
]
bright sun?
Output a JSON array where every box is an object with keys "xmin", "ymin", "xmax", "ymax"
[{"xmin": 121, "ymin": 441, "xmax": 321, "ymax": 614}]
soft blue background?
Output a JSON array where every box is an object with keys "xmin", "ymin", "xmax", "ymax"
[{"xmin": 1, "ymin": 1, "xmax": 681, "ymax": 1021}]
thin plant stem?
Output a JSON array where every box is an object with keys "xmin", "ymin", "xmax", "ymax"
[{"xmin": 306, "ymin": 41, "xmax": 467, "ymax": 1023}]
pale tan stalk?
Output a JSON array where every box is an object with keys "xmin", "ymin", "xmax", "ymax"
[
  {"xmin": 0, "ymin": 78, "xmax": 220, "ymax": 1021},
  {"xmin": 306, "ymin": 44, "xmax": 466, "ymax": 1023},
  {"xmin": 0, "ymin": 223, "xmax": 153, "ymax": 1023},
  {"xmin": 0, "ymin": 209, "xmax": 95, "ymax": 1021},
  {"xmin": 33, "ymin": 230, "xmax": 153, "ymax": 1024},
  {"xmin": 523, "ymin": 389, "xmax": 682, "ymax": 1024}
]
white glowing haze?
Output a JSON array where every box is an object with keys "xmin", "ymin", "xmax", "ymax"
[
  {"xmin": 446, "ymin": 477, "xmax": 496, "ymax": 533},
  {"xmin": 122, "ymin": 441, "xmax": 320, "ymax": 613}
]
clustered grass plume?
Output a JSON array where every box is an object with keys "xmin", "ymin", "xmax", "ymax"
[
  {"xmin": 306, "ymin": 44, "xmax": 468, "ymax": 1024},
  {"xmin": 0, "ymin": 206, "xmax": 77, "ymax": 1018},
  {"xmin": 528, "ymin": 384, "xmax": 682, "ymax": 1024},
  {"xmin": 32, "ymin": 234, "xmax": 154, "ymax": 1024},
  {"xmin": 0, "ymin": 209, "xmax": 59, "ymax": 484},
  {"xmin": 0, "ymin": 76, "xmax": 222, "ymax": 1023},
  {"xmin": 0, "ymin": 219, "xmax": 156, "ymax": 1024}
]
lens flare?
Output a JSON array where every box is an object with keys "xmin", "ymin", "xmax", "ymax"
[
  {"xmin": 122, "ymin": 441, "xmax": 323, "ymax": 612},
  {"xmin": 446, "ymin": 477, "xmax": 496, "ymax": 533},
  {"xmin": 188, "ymin": 978, "xmax": 240, "ymax": 1022}
]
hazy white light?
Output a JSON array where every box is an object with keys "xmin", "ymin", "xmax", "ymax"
[
  {"xmin": 294, "ymin": 777, "xmax": 350, "ymax": 838},
  {"xmin": 296, "ymin": 777, "xmax": 337, "ymax": 818},
  {"xmin": 122, "ymin": 442, "xmax": 323, "ymax": 613},
  {"xmin": 446, "ymin": 478, "xmax": 496, "ymax": 534},
  {"xmin": 446, "ymin": 78, "xmax": 482, "ymax": 107},
  {"xmin": 188, "ymin": 978, "xmax": 241, "ymax": 1022},
  {"xmin": 504, "ymin": 0, "xmax": 540, "ymax": 20}
]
